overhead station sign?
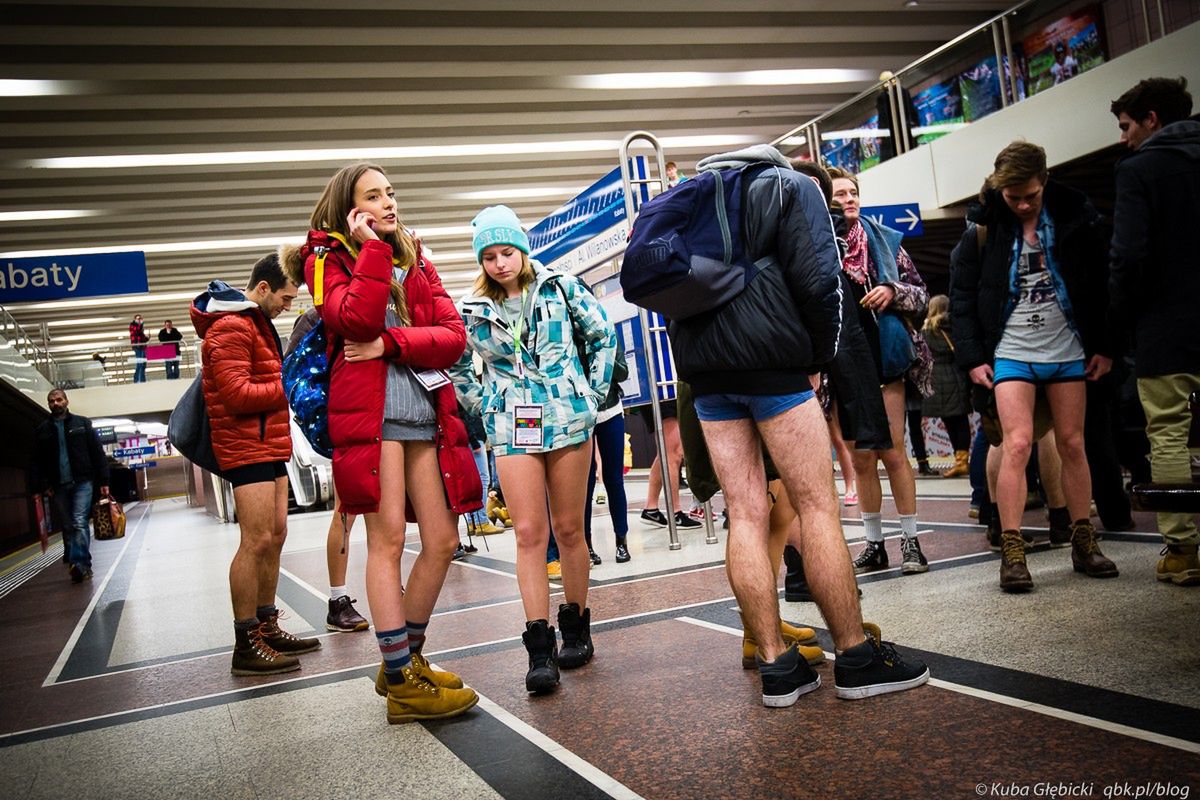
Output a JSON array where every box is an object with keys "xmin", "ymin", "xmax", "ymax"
[
  {"xmin": 529, "ymin": 157, "xmax": 650, "ymax": 274},
  {"xmin": 0, "ymin": 251, "xmax": 149, "ymax": 303}
]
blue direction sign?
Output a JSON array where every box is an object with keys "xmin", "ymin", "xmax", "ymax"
[
  {"xmin": 860, "ymin": 203, "xmax": 923, "ymax": 236},
  {"xmin": 114, "ymin": 446, "xmax": 156, "ymax": 458}
]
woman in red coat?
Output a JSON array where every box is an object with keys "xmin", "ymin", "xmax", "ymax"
[{"xmin": 297, "ymin": 162, "xmax": 480, "ymax": 724}]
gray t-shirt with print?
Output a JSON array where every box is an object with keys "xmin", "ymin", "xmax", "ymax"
[{"xmin": 994, "ymin": 237, "xmax": 1085, "ymax": 363}]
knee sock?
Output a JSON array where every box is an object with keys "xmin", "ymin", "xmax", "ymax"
[
  {"xmin": 330, "ymin": 585, "xmax": 348, "ymax": 601},
  {"xmin": 255, "ymin": 604, "xmax": 278, "ymax": 623},
  {"xmin": 406, "ymin": 620, "xmax": 428, "ymax": 655},
  {"xmin": 899, "ymin": 514, "xmax": 918, "ymax": 542},
  {"xmin": 1047, "ymin": 507, "xmax": 1070, "ymax": 530},
  {"xmin": 377, "ymin": 626, "xmax": 411, "ymax": 684},
  {"xmin": 863, "ymin": 512, "xmax": 884, "ymax": 543}
]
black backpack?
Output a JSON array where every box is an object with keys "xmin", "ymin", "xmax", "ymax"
[{"xmin": 621, "ymin": 166, "xmax": 776, "ymax": 321}]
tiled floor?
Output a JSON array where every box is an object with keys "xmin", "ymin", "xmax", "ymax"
[{"xmin": 1, "ymin": 472, "xmax": 1197, "ymax": 800}]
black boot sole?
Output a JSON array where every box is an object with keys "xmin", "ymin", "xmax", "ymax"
[{"xmin": 526, "ymin": 666, "xmax": 560, "ymax": 694}]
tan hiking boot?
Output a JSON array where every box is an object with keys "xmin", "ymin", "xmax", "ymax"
[
  {"xmin": 1070, "ymin": 521, "xmax": 1119, "ymax": 578},
  {"xmin": 743, "ymin": 619, "xmax": 823, "ymax": 668},
  {"xmin": 375, "ymin": 654, "xmax": 463, "ymax": 695},
  {"xmin": 385, "ymin": 664, "xmax": 478, "ymax": 724},
  {"xmin": 1156, "ymin": 543, "xmax": 1200, "ymax": 586}
]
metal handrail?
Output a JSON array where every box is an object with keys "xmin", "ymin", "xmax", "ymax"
[{"xmin": 0, "ymin": 304, "xmax": 62, "ymax": 384}]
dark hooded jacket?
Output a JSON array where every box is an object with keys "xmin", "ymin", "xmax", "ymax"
[
  {"xmin": 665, "ymin": 146, "xmax": 843, "ymax": 396},
  {"xmin": 1109, "ymin": 119, "xmax": 1200, "ymax": 377},
  {"xmin": 949, "ymin": 180, "xmax": 1114, "ymax": 378}
]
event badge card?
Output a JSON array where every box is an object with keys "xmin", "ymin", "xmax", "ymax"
[
  {"xmin": 411, "ymin": 367, "xmax": 451, "ymax": 391},
  {"xmin": 512, "ymin": 404, "xmax": 545, "ymax": 449}
]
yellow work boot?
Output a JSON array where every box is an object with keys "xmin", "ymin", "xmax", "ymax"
[
  {"xmin": 742, "ymin": 618, "xmax": 824, "ymax": 668},
  {"xmin": 941, "ymin": 450, "xmax": 969, "ymax": 478},
  {"xmin": 375, "ymin": 654, "xmax": 463, "ymax": 695},
  {"xmin": 384, "ymin": 663, "xmax": 478, "ymax": 724},
  {"xmin": 476, "ymin": 521, "xmax": 507, "ymax": 535},
  {"xmin": 1157, "ymin": 544, "xmax": 1200, "ymax": 586},
  {"xmin": 546, "ymin": 560, "xmax": 562, "ymax": 580}
]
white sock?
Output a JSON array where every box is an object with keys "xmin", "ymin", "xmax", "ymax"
[
  {"xmin": 899, "ymin": 514, "xmax": 918, "ymax": 541},
  {"xmin": 863, "ymin": 512, "xmax": 884, "ymax": 543},
  {"xmin": 330, "ymin": 585, "xmax": 348, "ymax": 600}
]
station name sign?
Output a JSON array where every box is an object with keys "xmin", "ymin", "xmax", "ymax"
[{"xmin": 0, "ymin": 251, "xmax": 149, "ymax": 303}]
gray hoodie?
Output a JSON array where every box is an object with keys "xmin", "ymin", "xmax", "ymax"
[{"xmin": 696, "ymin": 144, "xmax": 792, "ymax": 173}]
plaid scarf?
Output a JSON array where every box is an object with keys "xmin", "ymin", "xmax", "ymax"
[{"xmin": 841, "ymin": 220, "xmax": 870, "ymax": 286}]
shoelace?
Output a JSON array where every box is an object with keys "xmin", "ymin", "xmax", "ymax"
[
  {"xmin": 263, "ymin": 612, "xmax": 304, "ymax": 643},
  {"xmin": 853, "ymin": 541, "xmax": 883, "ymax": 566},
  {"xmin": 401, "ymin": 665, "xmax": 439, "ymax": 695},
  {"xmin": 1000, "ymin": 534, "xmax": 1026, "ymax": 563},
  {"xmin": 1072, "ymin": 526, "xmax": 1101, "ymax": 555},
  {"xmin": 249, "ymin": 626, "xmax": 286, "ymax": 661},
  {"xmin": 901, "ymin": 538, "xmax": 922, "ymax": 562}
]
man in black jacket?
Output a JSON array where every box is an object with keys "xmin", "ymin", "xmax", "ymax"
[
  {"xmin": 33, "ymin": 389, "xmax": 110, "ymax": 583},
  {"xmin": 1109, "ymin": 76, "xmax": 1200, "ymax": 586},
  {"xmin": 665, "ymin": 145, "xmax": 928, "ymax": 708},
  {"xmin": 157, "ymin": 319, "xmax": 184, "ymax": 379}
]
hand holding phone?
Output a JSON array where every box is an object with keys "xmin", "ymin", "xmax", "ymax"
[{"xmin": 347, "ymin": 207, "xmax": 379, "ymax": 243}]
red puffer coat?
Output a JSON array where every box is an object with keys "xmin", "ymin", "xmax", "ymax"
[
  {"xmin": 296, "ymin": 231, "xmax": 480, "ymax": 516},
  {"xmin": 190, "ymin": 290, "xmax": 292, "ymax": 471}
]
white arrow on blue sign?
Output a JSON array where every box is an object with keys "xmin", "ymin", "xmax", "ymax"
[{"xmin": 860, "ymin": 203, "xmax": 923, "ymax": 236}]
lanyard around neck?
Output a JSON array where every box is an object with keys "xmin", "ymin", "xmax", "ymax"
[{"xmin": 500, "ymin": 288, "xmax": 530, "ymax": 377}]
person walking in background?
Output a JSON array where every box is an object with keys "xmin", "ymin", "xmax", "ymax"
[
  {"xmin": 584, "ymin": 348, "xmax": 631, "ymax": 564},
  {"xmin": 665, "ymin": 161, "xmax": 688, "ymax": 188},
  {"xmin": 1109, "ymin": 76, "xmax": 1200, "ymax": 585},
  {"xmin": 190, "ymin": 252, "xmax": 317, "ymax": 675},
  {"xmin": 451, "ymin": 204, "xmax": 616, "ymax": 695},
  {"xmin": 128, "ymin": 314, "xmax": 149, "ymax": 383},
  {"xmin": 157, "ymin": 319, "xmax": 184, "ymax": 380},
  {"xmin": 950, "ymin": 141, "xmax": 1118, "ymax": 592},
  {"xmin": 829, "ymin": 166, "xmax": 933, "ymax": 576},
  {"xmin": 295, "ymin": 162, "xmax": 481, "ymax": 723},
  {"xmin": 921, "ymin": 295, "xmax": 973, "ymax": 478},
  {"xmin": 33, "ymin": 388, "xmax": 109, "ymax": 583}
]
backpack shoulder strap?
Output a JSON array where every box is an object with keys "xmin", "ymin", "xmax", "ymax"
[{"xmin": 975, "ymin": 223, "xmax": 987, "ymax": 258}]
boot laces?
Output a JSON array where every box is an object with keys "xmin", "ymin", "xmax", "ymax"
[
  {"xmin": 901, "ymin": 537, "xmax": 922, "ymax": 562},
  {"xmin": 1001, "ymin": 534, "xmax": 1026, "ymax": 564},
  {"xmin": 249, "ymin": 625, "xmax": 285, "ymax": 661},
  {"xmin": 1072, "ymin": 524, "xmax": 1100, "ymax": 555},
  {"xmin": 262, "ymin": 612, "xmax": 303, "ymax": 644},
  {"xmin": 853, "ymin": 541, "xmax": 883, "ymax": 567},
  {"xmin": 401, "ymin": 664, "xmax": 439, "ymax": 695}
]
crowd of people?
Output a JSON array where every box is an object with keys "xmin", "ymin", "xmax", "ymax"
[{"xmin": 83, "ymin": 73, "xmax": 1190, "ymax": 725}]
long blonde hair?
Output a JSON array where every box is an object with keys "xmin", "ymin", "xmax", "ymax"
[
  {"xmin": 923, "ymin": 294, "xmax": 951, "ymax": 334},
  {"xmin": 310, "ymin": 162, "xmax": 415, "ymax": 326},
  {"xmin": 472, "ymin": 251, "xmax": 536, "ymax": 304}
]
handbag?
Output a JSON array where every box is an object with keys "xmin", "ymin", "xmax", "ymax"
[
  {"xmin": 878, "ymin": 311, "xmax": 917, "ymax": 379},
  {"xmin": 92, "ymin": 492, "xmax": 126, "ymax": 540},
  {"xmin": 168, "ymin": 374, "xmax": 222, "ymax": 473}
]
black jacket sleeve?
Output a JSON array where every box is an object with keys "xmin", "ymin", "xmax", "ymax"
[
  {"xmin": 949, "ymin": 224, "xmax": 988, "ymax": 371},
  {"xmin": 775, "ymin": 172, "xmax": 843, "ymax": 365},
  {"xmin": 83, "ymin": 419, "xmax": 110, "ymax": 486},
  {"xmin": 1108, "ymin": 160, "xmax": 1149, "ymax": 349}
]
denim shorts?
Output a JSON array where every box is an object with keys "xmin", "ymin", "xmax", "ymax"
[
  {"xmin": 693, "ymin": 390, "xmax": 814, "ymax": 422},
  {"xmin": 993, "ymin": 357, "xmax": 1086, "ymax": 386}
]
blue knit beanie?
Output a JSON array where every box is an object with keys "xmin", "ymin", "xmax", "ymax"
[{"xmin": 471, "ymin": 205, "xmax": 530, "ymax": 263}]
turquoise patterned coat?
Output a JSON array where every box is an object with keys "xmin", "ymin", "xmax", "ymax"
[{"xmin": 451, "ymin": 262, "xmax": 617, "ymax": 456}]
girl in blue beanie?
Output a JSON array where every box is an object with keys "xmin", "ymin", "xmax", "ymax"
[{"xmin": 450, "ymin": 205, "xmax": 617, "ymax": 694}]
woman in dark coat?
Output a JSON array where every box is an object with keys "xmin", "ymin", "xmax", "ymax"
[{"xmin": 921, "ymin": 294, "xmax": 972, "ymax": 477}]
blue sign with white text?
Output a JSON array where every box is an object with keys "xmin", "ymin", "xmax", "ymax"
[
  {"xmin": 860, "ymin": 203, "xmax": 923, "ymax": 237},
  {"xmin": 529, "ymin": 158, "xmax": 650, "ymax": 267},
  {"xmin": 0, "ymin": 251, "xmax": 148, "ymax": 303},
  {"xmin": 114, "ymin": 446, "xmax": 156, "ymax": 458}
]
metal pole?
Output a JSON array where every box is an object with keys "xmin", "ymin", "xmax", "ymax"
[
  {"xmin": 1001, "ymin": 13, "xmax": 1020, "ymax": 107},
  {"xmin": 701, "ymin": 500, "xmax": 718, "ymax": 545},
  {"xmin": 991, "ymin": 21, "xmax": 1009, "ymax": 107},
  {"xmin": 619, "ymin": 131, "xmax": 680, "ymax": 550},
  {"xmin": 1155, "ymin": 0, "xmax": 1165, "ymax": 39},
  {"xmin": 1139, "ymin": 0, "xmax": 1152, "ymax": 44},
  {"xmin": 806, "ymin": 125, "xmax": 817, "ymax": 162},
  {"xmin": 885, "ymin": 78, "xmax": 903, "ymax": 155},
  {"xmin": 894, "ymin": 78, "xmax": 913, "ymax": 155}
]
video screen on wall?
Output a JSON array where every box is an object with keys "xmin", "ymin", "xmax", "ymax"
[{"xmin": 1023, "ymin": 4, "xmax": 1107, "ymax": 96}]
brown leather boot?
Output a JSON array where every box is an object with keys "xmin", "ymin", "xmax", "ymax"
[
  {"xmin": 1070, "ymin": 520, "xmax": 1118, "ymax": 578},
  {"xmin": 941, "ymin": 450, "xmax": 969, "ymax": 478},
  {"xmin": 999, "ymin": 530, "xmax": 1033, "ymax": 593}
]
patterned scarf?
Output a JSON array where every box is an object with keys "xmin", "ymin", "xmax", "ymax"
[{"xmin": 841, "ymin": 220, "xmax": 870, "ymax": 286}]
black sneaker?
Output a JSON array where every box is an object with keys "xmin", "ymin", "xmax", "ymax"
[
  {"xmin": 757, "ymin": 644, "xmax": 821, "ymax": 708},
  {"xmin": 69, "ymin": 564, "xmax": 85, "ymax": 583},
  {"xmin": 834, "ymin": 623, "xmax": 929, "ymax": 700},
  {"xmin": 557, "ymin": 603, "xmax": 594, "ymax": 669},
  {"xmin": 615, "ymin": 541, "xmax": 631, "ymax": 563},
  {"xmin": 852, "ymin": 540, "xmax": 889, "ymax": 574},
  {"xmin": 588, "ymin": 547, "xmax": 602, "ymax": 566},
  {"xmin": 900, "ymin": 537, "xmax": 928, "ymax": 574},
  {"xmin": 674, "ymin": 511, "xmax": 701, "ymax": 529},
  {"xmin": 640, "ymin": 509, "xmax": 668, "ymax": 528},
  {"xmin": 783, "ymin": 545, "xmax": 812, "ymax": 602},
  {"xmin": 326, "ymin": 595, "xmax": 369, "ymax": 632}
]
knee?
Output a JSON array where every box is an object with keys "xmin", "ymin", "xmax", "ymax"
[
  {"xmin": 423, "ymin": 533, "xmax": 458, "ymax": 562},
  {"xmin": 850, "ymin": 451, "xmax": 877, "ymax": 473},
  {"xmin": 1003, "ymin": 436, "xmax": 1033, "ymax": 464},
  {"xmin": 514, "ymin": 526, "xmax": 548, "ymax": 551},
  {"xmin": 1056, "ymin": 430, "xmax": 1086, "ymax": 462}
]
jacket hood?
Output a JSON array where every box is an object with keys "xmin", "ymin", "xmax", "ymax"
[
  {"xmin": 966, "ymin": 179, "xmax": 1092, "ymax": 227},
  {"xmin": 1139, "ymin": 119, "xmax": 1200, "ymax": 161},
  {"xmin": 189, "ymin": 280, "xmax": 258, "ymax": 338},
  {"xmin": 696, "ymin": 144, "xmax": 791, "ymax": 172}
]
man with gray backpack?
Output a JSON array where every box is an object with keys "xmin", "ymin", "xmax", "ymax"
[{"xmin": 622, "ymin": 145, "xmax": 929, "ymax": 707}]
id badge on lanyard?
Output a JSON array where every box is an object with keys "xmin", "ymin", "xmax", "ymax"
[{"xmin": 512, "ymin": 404, "xmax": 545, "ymax": 449}]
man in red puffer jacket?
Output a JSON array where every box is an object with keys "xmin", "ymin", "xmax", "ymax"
[{"xmin": 189, "ymin": 251, "xmax": 318, "ymax": 677}]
